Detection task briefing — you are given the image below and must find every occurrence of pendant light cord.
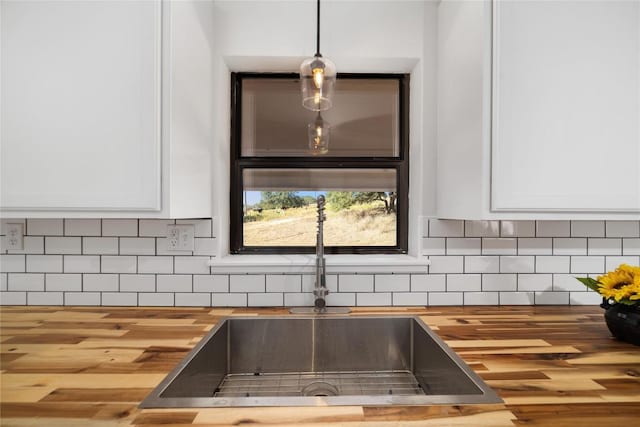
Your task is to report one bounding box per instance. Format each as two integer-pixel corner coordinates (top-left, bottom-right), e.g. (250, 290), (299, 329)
(315, 0), (321, 56)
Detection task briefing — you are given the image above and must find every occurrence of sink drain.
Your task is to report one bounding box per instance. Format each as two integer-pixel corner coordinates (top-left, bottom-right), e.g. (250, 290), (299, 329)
(301, 381), (339, 397)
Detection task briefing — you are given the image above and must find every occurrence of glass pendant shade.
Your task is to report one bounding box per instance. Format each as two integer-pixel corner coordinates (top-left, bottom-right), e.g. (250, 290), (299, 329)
(308, 113), (330, 155)
(300, 55), (336, 111)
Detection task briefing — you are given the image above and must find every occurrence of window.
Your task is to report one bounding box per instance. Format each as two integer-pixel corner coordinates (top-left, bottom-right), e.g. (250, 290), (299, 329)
(230, 73), (409, 254)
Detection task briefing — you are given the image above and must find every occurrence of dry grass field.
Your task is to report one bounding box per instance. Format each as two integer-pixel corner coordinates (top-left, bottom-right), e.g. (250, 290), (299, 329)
(243, 202), (396, 246)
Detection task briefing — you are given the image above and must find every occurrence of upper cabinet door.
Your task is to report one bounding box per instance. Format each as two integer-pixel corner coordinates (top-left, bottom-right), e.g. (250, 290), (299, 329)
(1, 1), (161, 211)
(491, 0), (640, 213)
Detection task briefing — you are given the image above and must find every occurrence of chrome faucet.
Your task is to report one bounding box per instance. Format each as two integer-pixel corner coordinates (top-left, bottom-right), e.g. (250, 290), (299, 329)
(313, 195), (329, 311)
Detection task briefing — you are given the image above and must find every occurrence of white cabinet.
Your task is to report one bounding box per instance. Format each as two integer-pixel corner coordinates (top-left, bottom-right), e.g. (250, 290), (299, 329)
(437, 0), (640, 219)
(0, 0), (212, 218)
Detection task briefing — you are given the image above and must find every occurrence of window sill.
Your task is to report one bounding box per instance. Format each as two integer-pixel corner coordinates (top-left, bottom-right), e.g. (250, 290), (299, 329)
(208, 254), (430, 274)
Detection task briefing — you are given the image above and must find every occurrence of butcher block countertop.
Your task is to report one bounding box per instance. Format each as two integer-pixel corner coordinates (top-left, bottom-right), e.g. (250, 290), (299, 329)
(1, 305), (639, 426)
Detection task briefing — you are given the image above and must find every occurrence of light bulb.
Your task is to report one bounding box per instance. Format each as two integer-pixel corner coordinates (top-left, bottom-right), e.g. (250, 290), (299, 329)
(312, 67), (324, 89)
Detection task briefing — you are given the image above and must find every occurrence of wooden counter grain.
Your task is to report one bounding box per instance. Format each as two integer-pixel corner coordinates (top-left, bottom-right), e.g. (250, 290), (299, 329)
(1, 306), (639, 426)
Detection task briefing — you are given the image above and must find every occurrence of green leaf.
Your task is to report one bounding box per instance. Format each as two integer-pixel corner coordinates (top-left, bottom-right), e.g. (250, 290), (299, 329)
(575, 277), (601, 293)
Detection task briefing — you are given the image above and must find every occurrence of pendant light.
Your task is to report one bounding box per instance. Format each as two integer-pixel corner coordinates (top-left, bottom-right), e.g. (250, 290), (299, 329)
(300, 0), (336, 111)
(308, 112), (330, 155)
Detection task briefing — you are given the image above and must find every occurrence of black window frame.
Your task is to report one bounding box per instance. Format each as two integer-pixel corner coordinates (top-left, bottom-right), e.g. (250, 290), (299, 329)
(230, 72), (410, 255)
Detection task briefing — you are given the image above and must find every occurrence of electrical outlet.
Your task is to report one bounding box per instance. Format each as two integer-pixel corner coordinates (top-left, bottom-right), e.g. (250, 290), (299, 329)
(166, 225), (195, 251)
(6, 223), (24, 250)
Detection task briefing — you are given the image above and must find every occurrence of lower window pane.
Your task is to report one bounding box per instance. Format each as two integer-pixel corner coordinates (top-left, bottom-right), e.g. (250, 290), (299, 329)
(242, 169), (397, 247)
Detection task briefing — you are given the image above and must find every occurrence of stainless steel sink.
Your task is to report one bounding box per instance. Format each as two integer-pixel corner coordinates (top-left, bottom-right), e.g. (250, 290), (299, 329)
(140, 316), (501, 407)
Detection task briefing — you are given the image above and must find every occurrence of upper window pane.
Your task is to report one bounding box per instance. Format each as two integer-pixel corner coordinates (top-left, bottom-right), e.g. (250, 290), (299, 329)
(240, 77), (400, 157)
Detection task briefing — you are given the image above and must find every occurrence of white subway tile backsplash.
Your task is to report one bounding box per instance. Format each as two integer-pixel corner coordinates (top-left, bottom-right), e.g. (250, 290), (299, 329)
(500, 291), (534, 305)
(500, 256), (535, 273)
(571, 256), (605, 274)
(101, 256), (136, 274)
(534, 291), (569, 305)
(518, 238), (552, 255)
(464, 256), (500, 273)
(421, 238), (445, 255)
(465, 221), (500, 237)
(64, 256), (100, 273)
(623, 239), (640, 255)
(571, 221), (604, 237)
(588, 238), (622, 255)
(447, 238), (481, 255)
(482, 238), (517, 255)
(139, 293), (174, 307)
(357, 292), (391, 306)
(1, 255), (26, 272)
(537, 221), (570, 237)
(194, 238), (217, 256)
(429, 256), (464, 273)
(326, 292), (355, 306)
(65, 292), (100, 306)
(45, 237), (81, 254)
(83, 274), (118, 292)
(447, 274), (481, 292)
(26, 255), (63, 273)
(429, 292), (463, 306)
(4, 236), (44, 254)
(120, 238), (155, 255)
(9, 274), (44, 291)
(553, 274), (587, 292)
(83, 237), (118, 255)
(176, 293), (211, 307)
(102, 292), (137, 306)
(605, 256), (640, 272)
(177, 219), (213, 238)
(410, 274), (445, 292)
(428, 219), (464, 237)
(248, 293), (283, 307)
(194, 275), (229, 293)
(339, 275), (374, 292)
(1, 215), (636, 308)
(553, 238), (587, 255)
(518, 274), (552, 291)
(501, 221), (535, 237)
(0, 291), (27, 305)
(302, 275), (338, 292)
(65, 219), (101, 236)
(46, 274), (81, 292)
(392, 292), (428, 306)
(535, 256), (570, 273)
(569, 291), (602, 305)
(157, 275), (192, 292)
(606, 221), (640, 238)
(174, 257), (210, 274)
(28, 291), (63, 305)
(102, 219), (138, 237)
(212, 293), (247, 307)
(138, 256), (173, 274)
(464, 292), (499, 305)
(375, 274), (410, 292)
(482, 274), (517, 291)
(230, 275), (264, 293)
(139, 220), (174, 237)
(285, 292), (315, 307)
(27, 219), (63, 236)
(120, 275), (155, 292)
(266, 275), (301, 293)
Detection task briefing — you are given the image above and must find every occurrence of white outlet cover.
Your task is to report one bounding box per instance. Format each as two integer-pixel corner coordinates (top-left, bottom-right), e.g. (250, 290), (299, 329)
(6, 223), (24, 250)
(166, 225), (195, 251)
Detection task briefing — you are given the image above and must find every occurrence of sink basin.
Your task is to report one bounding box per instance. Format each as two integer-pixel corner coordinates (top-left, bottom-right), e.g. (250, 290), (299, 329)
(140, 316), (501, 407)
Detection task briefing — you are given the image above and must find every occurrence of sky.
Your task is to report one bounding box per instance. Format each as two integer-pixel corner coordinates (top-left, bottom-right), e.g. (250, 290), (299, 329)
(243, 191), (326, 206)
